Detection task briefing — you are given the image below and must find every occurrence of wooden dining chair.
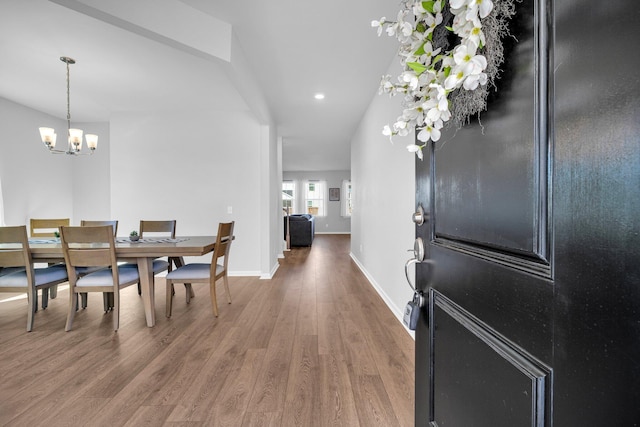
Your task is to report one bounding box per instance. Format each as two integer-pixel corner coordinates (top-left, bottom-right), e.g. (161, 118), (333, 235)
(30, 218), (70, 238)
(60, 225), (140, 331)
(0, 226), (68, 331)
(79, 220), (119, 311)
(139, 220), (176, 282)
(29, 217), (70, 308)
(139, 220), (193, 300)
(165, 221), (234, 318)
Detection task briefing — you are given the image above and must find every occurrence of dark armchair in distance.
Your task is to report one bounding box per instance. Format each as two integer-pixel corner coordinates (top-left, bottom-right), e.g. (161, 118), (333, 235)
(284, 214), (315, 247)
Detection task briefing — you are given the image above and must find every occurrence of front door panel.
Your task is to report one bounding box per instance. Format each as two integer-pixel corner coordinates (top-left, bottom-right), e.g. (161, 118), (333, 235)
(415, 0), (640, 424)
(432, 0), (550, 276)
(414, 0), (553, 425)
(430, 291), (550, 427)
(414, 0), (640, 424)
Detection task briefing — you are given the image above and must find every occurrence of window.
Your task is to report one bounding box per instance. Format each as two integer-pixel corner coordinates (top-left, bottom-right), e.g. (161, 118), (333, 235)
(282, 181), (295, 214)
(304, 181), (326, 216)
(341, 180), (352, 217)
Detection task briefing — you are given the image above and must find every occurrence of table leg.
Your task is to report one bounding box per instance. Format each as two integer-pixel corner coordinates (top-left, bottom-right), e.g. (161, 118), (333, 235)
(137, 257), (156, 327)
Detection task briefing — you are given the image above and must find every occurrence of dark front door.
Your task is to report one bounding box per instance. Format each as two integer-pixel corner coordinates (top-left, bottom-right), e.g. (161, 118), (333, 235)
(414, 0), (640, 425)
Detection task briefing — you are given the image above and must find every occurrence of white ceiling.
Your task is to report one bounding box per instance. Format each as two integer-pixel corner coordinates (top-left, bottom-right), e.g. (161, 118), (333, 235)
(0, 0), (399, 171)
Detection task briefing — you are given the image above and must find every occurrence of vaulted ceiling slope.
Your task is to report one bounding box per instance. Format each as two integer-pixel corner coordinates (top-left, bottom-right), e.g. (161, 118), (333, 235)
(0, 0), (398, 171)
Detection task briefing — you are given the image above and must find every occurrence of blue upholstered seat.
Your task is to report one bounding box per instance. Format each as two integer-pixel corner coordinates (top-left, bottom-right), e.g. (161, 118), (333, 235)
(76, 265), (140, 287)
(0, 264), (67, 287)
(152, 259), (170, 274)
(165, 263), (224, 280)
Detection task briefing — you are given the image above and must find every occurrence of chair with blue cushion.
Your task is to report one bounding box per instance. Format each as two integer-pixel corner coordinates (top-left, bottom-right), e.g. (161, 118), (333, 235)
(139, 220), (193, 300)
(139, 220), (177, 272)
(60, 225), (140, 331)
(79, 220), (119, 311)
(165, 221), (234, 318)
(0, 226), (68, 332)
(30, 217), (70, 307)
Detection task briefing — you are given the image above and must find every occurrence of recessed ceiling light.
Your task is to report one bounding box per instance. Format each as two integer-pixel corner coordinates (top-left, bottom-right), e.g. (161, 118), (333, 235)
(314, 93), (325, 100)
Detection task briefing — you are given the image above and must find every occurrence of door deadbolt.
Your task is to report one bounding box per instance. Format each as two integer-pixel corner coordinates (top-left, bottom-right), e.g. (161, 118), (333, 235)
(412, 204), (426, 226)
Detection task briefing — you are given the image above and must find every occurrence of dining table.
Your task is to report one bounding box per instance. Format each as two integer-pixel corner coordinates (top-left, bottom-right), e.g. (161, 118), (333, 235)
(27, 236), (218, 327)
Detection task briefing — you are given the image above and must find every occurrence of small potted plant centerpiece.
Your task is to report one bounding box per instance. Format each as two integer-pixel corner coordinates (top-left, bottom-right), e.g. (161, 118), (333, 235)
(129, 230), (140, 242)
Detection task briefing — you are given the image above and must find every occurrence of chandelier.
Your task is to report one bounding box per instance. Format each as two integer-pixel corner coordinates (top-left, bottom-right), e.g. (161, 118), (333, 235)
(38, 57), (97, 155)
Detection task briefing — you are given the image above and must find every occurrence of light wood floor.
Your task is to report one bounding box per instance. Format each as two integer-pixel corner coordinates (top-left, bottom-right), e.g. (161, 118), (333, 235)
(0, 235), (415, 426)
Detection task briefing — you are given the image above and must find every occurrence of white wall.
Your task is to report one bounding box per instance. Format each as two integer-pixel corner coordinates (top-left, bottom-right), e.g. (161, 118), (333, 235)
(282, 170), (351, 234)
(72, 121), (111, 222)
(0, 97), (86, 226)
(350, 59), (416, 330)
(109, 109), (263, 275)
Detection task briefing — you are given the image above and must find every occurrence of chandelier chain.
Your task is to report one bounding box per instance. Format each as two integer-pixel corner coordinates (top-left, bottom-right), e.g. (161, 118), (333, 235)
(66, 59), (71, 130)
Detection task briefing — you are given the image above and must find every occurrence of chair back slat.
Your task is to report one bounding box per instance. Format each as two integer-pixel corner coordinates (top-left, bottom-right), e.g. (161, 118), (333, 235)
(66, 248), (112, 268)
(81, 220), (118, 236)
(139, 220), (177, 237)
(0, 250), (27, 268)
(30, 218), (69, 237)
(0, 226), (32, 268)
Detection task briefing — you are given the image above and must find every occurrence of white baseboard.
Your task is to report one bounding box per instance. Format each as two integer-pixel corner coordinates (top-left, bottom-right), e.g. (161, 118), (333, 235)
(315, 231), (351, 235)
(228, 271), (261, 277)
(260, 261), (280, 280)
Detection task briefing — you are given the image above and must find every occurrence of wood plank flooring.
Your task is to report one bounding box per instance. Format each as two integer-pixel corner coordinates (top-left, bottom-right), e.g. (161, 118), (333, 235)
(0, 234), (415, 426)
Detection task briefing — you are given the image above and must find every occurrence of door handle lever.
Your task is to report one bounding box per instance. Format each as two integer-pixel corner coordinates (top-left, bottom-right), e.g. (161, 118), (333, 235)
(405, 256), (428, 308)
(404, 237), (426, 293)
(405, 257), (420, 292)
